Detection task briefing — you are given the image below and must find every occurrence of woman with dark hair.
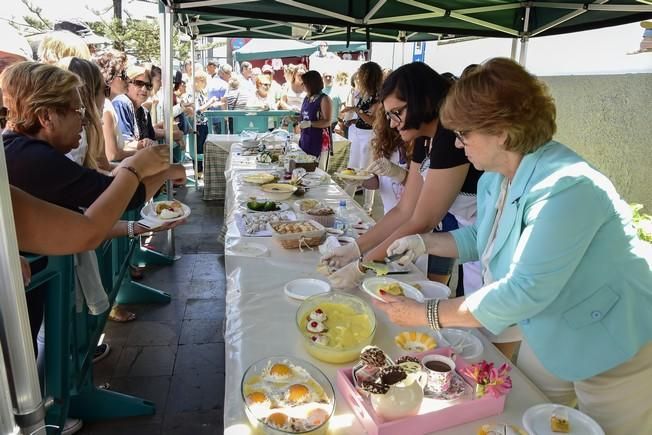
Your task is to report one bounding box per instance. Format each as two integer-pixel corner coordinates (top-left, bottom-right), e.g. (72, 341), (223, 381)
(342, 61), (383, 171)
(297, 70), (332, 158)
(360, 108), (410, 215)
(321, 62), (523, 354)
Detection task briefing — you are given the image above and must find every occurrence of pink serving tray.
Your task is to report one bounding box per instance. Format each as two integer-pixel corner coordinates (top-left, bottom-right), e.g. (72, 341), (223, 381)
(336, 347), (507, 435)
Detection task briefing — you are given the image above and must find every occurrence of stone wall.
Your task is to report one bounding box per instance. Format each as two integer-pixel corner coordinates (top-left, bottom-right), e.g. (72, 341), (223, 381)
(542, 74), (652, 208)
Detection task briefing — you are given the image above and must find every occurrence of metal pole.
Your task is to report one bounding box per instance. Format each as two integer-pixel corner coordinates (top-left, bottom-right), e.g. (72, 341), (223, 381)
(190, 38), (198, 185)
(510, 38), (518, 60)
(0, 344), (19, 435)
(159, 4), (177, 258)
(0, 139), (45, 434)
(519, 6), (531, 66)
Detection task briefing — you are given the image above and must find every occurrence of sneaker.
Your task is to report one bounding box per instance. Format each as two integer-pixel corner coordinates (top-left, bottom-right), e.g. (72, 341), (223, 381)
(92, 343), (111, 364)
(62, 418), (83, 435)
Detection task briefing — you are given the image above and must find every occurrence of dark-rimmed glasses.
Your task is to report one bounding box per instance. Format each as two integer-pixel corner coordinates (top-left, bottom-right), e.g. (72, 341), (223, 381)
(129, 79), (153, 91)
(384, 105), (407, 124)
(104, 84), (112, 98)
(454, 130), (469, 146)
(0, 107), (7, 129)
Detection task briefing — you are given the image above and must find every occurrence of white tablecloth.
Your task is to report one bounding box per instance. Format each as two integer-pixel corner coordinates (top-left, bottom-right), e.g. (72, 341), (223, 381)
(221, 147), (548, 434)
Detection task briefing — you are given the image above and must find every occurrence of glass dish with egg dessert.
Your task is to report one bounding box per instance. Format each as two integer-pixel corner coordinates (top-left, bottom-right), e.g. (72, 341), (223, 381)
(241, 357), (335, 434)
(296, 292), (376, 363)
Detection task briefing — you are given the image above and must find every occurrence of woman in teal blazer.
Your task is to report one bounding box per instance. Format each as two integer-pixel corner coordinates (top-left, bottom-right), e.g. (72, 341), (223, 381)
(375, 58), (652, 434)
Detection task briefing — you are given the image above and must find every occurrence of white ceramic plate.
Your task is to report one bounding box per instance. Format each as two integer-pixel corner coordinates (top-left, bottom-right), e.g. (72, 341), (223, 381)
(409, 280), (451, 299)
(284, 279), (331, 300)
(227, 242), (269, 257)
(242, 173), (276, 185)
(361, 277), (424, 303)
(438, 328), (483, 360)
(522, 404), (605, 435)
(241, 200), (290, 213)
(140, 201), (191, 223)
(335, 171), (374, 181)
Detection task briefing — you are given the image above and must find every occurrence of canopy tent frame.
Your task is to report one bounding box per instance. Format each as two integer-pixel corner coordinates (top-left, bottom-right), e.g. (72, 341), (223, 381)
(170, 0), (652, 43)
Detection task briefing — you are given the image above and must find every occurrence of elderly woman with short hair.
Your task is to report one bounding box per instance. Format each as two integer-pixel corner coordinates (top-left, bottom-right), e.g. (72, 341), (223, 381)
(375, 58), (652, 434)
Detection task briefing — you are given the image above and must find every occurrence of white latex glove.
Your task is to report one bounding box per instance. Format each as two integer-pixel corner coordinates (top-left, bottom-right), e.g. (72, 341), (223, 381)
(328, 260), (366, 289)
(320, 241), (360, 269)
(299, 120), (312, 129)
(366, 158), (407, 183)
(386, 234), (427, 265)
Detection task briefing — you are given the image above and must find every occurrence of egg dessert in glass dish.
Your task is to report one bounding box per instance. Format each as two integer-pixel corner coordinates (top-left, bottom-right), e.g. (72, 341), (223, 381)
(296, 292), (376, 363)
(241, 357), (335, 434)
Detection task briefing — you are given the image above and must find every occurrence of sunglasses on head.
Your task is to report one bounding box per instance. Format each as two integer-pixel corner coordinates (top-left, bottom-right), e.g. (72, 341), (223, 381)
(113, 70), (128, 81)
(129, 79), (154, 91)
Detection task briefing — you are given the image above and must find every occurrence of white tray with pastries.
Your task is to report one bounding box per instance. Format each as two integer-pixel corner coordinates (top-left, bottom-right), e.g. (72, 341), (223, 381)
(267, 220), (326, 249)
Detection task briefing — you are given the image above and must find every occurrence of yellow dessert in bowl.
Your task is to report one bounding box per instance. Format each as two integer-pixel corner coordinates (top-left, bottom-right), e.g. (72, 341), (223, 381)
(296, 292), (376, 364)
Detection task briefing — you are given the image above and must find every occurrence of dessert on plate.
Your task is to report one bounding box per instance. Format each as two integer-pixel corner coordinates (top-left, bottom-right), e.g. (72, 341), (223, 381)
(155, 200), (184, 220)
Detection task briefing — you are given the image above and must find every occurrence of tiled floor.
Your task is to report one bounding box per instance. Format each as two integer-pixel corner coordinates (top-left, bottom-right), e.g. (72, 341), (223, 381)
(79, 186), (226, 435)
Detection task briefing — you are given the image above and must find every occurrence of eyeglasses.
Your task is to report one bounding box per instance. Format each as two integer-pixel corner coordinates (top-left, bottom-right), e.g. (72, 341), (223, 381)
(0, 107), (7, 129)
(70, 105), (86, 119)
(454, 130), (469, 146)
(129, 79), (154, 91)
(384, 105), (407, 124)
(104, 84), (112, 98)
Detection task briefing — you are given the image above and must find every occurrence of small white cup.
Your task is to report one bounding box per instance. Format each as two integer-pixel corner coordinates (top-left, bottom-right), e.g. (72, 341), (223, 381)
(421, 354), (456, 395)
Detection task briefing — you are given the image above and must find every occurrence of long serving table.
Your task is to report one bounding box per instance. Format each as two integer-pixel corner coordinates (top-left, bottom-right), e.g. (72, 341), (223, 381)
(221, 143), (549, 434)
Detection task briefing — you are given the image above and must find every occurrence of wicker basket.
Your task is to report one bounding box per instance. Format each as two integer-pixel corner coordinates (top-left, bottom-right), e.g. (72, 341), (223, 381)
(289, 159), (318, 173)
(268, 220), (326, 250)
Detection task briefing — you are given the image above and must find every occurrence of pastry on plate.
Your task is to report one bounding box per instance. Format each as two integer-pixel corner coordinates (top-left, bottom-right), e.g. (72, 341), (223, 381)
(551, 406), (570, 433)
(155, 200), (184, 219)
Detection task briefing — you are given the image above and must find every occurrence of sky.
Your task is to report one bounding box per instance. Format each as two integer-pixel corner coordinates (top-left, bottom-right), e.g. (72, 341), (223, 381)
(3, 0), (651, 75)
(3, 0), (159, 27)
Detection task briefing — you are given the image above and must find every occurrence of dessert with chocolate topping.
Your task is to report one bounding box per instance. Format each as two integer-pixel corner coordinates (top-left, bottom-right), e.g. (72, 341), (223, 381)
(359, 381), (390, 395)
(379, 365), (408, 386)
(395, 355), (420, 365)
(360, 346), (390, 368)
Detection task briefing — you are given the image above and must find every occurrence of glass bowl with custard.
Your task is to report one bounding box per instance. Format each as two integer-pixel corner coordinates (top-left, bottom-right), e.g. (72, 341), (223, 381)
(296, 292), (376, 364)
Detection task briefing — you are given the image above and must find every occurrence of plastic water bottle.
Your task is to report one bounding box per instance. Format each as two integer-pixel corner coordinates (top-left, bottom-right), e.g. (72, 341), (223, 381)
(334, 200), (348, 231)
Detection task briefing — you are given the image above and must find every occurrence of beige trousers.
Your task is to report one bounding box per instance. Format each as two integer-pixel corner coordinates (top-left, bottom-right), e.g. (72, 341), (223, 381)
(517, 340), (652, 434)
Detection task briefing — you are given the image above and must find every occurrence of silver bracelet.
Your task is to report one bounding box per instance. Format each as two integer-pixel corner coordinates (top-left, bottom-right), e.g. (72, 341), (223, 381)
(127, 221), (136, 239)
(426, 299), (441, 331)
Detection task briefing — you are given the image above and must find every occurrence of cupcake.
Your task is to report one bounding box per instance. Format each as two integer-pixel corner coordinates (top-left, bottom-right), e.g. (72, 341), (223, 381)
(306, 207), (335, 227)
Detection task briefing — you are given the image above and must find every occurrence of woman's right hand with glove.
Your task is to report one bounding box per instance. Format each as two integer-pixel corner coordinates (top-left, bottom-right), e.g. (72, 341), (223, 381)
(319, 241), (361, 269)
(386, 234), (427, 265)
(366, 158), (407, 183)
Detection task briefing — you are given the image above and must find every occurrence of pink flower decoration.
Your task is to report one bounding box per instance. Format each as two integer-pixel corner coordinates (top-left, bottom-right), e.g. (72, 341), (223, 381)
(462, 360), (512, 398)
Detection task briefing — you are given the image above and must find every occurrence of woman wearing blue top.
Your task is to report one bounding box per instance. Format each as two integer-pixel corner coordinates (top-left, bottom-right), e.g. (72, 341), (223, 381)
(376, 58), (652, 433)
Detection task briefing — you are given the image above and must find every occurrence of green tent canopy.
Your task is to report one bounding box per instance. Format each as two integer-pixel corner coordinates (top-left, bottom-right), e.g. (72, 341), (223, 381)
(171, 0), (652, 41)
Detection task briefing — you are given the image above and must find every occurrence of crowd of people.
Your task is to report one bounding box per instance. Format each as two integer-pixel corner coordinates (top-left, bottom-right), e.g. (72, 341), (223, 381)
(1, 22), (651, 435)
